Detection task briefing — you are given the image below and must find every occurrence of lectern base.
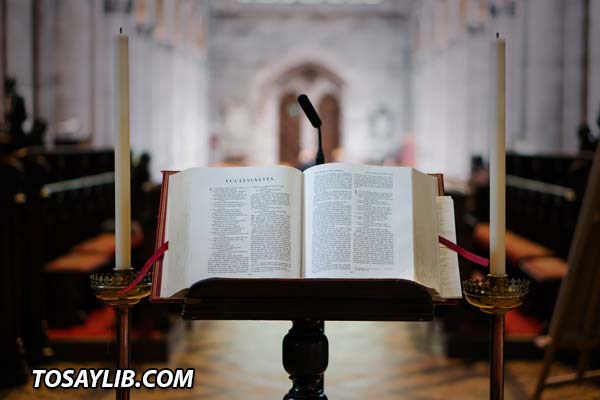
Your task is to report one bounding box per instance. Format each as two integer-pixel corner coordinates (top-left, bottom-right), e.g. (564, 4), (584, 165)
(183, 278), (436, 398)
(282, 320), (328, 400)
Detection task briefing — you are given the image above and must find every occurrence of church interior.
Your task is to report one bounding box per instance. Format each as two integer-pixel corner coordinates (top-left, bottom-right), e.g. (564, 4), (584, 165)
(1, 0), (600, 399)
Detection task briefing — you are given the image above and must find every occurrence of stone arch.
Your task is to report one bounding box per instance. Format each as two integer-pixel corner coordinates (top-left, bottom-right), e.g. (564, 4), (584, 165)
(249, 54), (348, 165)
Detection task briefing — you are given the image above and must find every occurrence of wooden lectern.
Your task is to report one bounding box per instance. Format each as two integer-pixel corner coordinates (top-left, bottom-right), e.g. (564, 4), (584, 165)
(170, 174), (452, 400)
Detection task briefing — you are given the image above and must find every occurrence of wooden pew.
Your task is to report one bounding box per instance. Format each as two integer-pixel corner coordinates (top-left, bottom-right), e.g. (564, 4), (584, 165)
(0, 156), (29, 387)
(1, 147), (176, 370)
(17, 152), (54, 365)
(38, 149), (148, 330)
(474, 153), (592, 271)
(440, 153), (592, 360)
(42, 171), (116, 327)
(40, 150), (174, 363)
(34, 147), (114, 183)
(470, 153), (593, 334)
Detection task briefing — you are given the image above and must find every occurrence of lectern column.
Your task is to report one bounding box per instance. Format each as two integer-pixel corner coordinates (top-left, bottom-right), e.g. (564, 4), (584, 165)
(282, 319), (328, 400)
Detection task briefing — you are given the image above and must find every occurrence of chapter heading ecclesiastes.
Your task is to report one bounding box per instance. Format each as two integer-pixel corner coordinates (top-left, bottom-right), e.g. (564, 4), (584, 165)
(225, 177), (275, 184)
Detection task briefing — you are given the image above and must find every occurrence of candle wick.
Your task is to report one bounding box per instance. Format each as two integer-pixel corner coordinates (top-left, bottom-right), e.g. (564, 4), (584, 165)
(120, 27), (123, 35)
(496, 32), (499, 39)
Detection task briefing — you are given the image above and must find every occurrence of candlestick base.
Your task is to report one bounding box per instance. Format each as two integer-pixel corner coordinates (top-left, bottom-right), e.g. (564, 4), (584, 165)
(463, 274), (529, 315)
(90, 268), (151, 400)
(463, 274), (529, 400)
(90, 268), (151, 307)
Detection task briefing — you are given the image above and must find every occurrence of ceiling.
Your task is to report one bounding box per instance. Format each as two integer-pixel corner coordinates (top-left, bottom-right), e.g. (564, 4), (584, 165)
(212, 0), (415, 17)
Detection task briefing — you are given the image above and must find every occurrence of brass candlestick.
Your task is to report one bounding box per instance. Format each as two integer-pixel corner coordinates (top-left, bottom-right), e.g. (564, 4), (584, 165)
(90, 268), (151, 400)
(463, 274), (529, 400)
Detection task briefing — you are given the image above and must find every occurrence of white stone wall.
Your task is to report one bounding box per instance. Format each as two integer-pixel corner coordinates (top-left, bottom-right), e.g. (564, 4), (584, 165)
(54, 0), (94, 141)
(209, 5), (410, 164)
(91, 0), (211, 180)
(4, 0), (600, 181)
(410, 0), (600, 180)
(3, 0), (211, 181)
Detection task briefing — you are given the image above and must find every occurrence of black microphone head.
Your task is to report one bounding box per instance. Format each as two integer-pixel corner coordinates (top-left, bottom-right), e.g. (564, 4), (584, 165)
(297, 94), (322, 128)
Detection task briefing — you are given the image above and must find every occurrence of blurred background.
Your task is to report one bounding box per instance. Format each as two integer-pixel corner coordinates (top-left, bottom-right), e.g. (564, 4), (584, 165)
(1, 0), (600, 399)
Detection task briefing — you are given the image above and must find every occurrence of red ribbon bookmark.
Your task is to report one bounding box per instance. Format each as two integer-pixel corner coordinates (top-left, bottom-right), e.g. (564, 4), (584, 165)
(118, 241), (169, 295)
(438, 235), (489, 267)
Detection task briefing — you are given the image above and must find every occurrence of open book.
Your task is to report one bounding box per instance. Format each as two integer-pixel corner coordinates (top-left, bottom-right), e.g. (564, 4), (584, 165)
(151, 163), (461, 302)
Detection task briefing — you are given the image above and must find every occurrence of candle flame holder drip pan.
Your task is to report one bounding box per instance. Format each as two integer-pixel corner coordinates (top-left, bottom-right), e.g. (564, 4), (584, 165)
(463, 275), (530, 315)
(90, 269), (152, 307)
(463, 274), (530, 400)
(90, 268), (151, 400)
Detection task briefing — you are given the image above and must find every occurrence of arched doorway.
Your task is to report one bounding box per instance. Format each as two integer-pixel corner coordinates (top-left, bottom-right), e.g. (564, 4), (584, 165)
(318, 94), (341, 162)
(278, 92), (301, 166)
(264, 62), (344, 166)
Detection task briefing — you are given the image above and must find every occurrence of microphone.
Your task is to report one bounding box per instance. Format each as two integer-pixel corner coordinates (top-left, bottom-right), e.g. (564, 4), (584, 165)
(297, 94), (325, 165)
(297, 94), (321, 128)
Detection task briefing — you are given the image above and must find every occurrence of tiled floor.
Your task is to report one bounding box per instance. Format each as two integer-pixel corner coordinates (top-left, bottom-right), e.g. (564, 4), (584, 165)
(2, 320), (599, 399)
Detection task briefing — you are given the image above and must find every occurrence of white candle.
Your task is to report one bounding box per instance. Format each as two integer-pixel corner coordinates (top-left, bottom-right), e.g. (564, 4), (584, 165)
(115, 30), (131, 270)
(490, 34), (506, 276)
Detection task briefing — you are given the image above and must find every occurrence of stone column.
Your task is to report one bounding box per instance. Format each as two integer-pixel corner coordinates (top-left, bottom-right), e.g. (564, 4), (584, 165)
(559, 0), (585, 152)
(589, 0), (600, 128)
(52, 0), (93, 143)
(523, 0), (564, 152)
(6, 0), (34, 129)
(33, 0), (57, 146)
(0, 0), (5, 127)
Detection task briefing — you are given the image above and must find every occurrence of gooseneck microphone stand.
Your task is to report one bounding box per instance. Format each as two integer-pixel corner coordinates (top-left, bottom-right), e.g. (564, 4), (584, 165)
(297, 94), (325, 166)
(316, 126), (324, 166)
(283, 94), (329, 400)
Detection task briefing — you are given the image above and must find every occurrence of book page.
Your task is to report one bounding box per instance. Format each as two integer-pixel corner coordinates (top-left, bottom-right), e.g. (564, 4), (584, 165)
(161, 166), (303, 298)
(411, 170), (441, 293)
(436, 196), (462, 298)
(303, 163), (414, 279)
(161, 172), (192, 298)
